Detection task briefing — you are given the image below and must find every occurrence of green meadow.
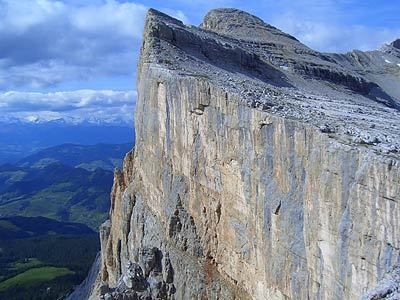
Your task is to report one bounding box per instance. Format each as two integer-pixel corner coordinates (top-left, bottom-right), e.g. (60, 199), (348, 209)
(0, 266), (74, 291)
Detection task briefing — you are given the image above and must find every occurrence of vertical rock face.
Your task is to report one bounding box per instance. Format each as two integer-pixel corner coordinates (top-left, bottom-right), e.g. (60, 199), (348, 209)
(94, 8), (400, 300)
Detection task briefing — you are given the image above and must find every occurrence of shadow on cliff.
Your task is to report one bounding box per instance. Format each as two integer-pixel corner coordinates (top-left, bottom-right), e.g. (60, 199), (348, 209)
(177, 31), (293, 88)
(148, 13), (293, 88)
(147, 9), (400, 110)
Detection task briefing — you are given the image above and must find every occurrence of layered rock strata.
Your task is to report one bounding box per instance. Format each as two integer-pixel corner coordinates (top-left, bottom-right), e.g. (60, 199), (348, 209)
(93, 8), (400, 300)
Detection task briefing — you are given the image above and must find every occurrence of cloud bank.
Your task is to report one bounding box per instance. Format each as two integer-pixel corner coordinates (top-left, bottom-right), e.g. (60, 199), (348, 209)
(0, 89), (136, 124)
(0, 0), (186, 89)
(265, 0), (400, 52)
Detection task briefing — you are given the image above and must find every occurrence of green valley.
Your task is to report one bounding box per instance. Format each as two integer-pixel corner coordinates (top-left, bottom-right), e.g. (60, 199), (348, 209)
(0, 163), (113, 229)
(0, 216), (99, 299)
(0, 143), (133, 230)
(0, 143), (132, 298)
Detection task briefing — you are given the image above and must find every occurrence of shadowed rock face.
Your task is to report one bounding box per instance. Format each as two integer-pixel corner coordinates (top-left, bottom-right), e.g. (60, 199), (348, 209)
(392, 39), (400, 49)
(91, 8), (400, 300)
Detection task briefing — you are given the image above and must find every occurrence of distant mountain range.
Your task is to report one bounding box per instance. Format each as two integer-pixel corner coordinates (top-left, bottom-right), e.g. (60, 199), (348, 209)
(0, 121), (134, 164)
(0, 215), (95, 240)
(17, 143), (132, 171)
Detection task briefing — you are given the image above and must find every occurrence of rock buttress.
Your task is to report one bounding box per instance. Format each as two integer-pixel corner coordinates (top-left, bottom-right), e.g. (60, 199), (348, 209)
(93, 8), (400, 300)
(97, 66), (400, 299)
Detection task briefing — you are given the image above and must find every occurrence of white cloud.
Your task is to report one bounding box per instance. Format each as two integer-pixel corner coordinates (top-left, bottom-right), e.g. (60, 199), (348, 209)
(0, 0), (187, 89)
(0, 89), (136, 124)
(0, 0), (66, 32)
(272, 14), (400, 52)
(71, 1), (147, 38)
(264, 1), (400, 52)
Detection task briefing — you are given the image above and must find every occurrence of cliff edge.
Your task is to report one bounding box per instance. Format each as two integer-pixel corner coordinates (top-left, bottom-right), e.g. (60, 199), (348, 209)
(92, 8), (400, 300)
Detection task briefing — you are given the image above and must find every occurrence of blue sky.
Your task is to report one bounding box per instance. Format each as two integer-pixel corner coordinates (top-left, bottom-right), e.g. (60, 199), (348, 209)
(1, 0), (399, 124)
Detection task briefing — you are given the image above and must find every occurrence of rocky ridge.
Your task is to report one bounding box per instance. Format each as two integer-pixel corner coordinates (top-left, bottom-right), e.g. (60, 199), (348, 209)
(144, 8), (400, 156)
(91, 8), (400, 300)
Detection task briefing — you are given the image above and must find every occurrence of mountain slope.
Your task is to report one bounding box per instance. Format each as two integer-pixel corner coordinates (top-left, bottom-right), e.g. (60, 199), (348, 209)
(17, 143), (132, 171)
(0, 163), (113, 229)
(0, 216), (95, 240)
(0, 122), (134, 164)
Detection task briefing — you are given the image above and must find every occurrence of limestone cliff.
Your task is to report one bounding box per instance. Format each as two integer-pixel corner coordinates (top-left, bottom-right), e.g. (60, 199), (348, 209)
(92, 8), (400, 300)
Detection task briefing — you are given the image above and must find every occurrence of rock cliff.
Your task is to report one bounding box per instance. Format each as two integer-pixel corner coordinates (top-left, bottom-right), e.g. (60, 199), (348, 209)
(92, 8), (400, 300)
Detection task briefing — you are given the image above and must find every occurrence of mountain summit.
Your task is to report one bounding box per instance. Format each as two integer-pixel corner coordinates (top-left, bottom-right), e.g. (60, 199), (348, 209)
(200, 8), (300, 44)
(89, 8), (400, 300)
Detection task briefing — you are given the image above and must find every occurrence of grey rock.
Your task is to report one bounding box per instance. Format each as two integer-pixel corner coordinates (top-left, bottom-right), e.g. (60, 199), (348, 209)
(363, 267), (400, 299)
(122, 263), (147, 291)
(66, 252), (100, 300)
(200, 8), (299, 44)
(138, 247), (159, 277)
(89, 7), (400, 300)
(162, 253), (174, 284)
(104, 293), (114, 300)
(319, 124), (335, 133)
(391, 39), (400, 50)
(100, 282), (110, 295)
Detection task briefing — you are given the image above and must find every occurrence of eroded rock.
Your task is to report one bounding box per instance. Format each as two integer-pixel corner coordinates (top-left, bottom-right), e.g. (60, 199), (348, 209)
(90, 7), (400, 300)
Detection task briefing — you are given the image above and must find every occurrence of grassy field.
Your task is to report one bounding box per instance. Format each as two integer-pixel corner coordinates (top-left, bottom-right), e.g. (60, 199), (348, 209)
(0, 216), (100, 299)
(0, 266), (74, 291)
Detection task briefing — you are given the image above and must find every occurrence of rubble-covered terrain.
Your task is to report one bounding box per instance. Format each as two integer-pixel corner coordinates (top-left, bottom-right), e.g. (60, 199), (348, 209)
(146, 8), (400, 158)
